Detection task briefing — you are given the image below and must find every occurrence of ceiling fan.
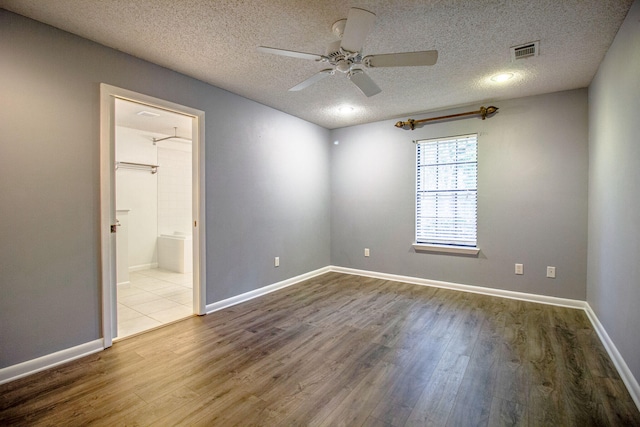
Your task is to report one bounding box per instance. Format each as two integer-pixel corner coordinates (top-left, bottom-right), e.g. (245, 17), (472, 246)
(257, 7), (438, 97)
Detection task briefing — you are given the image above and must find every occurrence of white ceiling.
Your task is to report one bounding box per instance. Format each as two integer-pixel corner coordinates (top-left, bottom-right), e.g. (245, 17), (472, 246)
(1, 0), (634, 129)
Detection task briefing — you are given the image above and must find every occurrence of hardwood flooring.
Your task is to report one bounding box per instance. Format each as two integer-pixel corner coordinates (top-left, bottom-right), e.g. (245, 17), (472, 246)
(1, 272), (639, 426)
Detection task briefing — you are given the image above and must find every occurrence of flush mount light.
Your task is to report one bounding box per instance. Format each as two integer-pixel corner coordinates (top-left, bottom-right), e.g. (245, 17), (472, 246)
(490, 72), (514, 83)
(338, 105), (355, 114)
(136, 110), (161, 117)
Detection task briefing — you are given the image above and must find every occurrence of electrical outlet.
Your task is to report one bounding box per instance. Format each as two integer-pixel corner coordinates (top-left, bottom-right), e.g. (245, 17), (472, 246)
(364, 248), (370, 257)
(515, 263), (523, 275)
(275, 257), (279, 267)
(547, 266), (556, 278)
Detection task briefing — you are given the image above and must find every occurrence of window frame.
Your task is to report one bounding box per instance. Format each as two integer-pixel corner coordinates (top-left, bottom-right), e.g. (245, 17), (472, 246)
(413, 133), (480, 255)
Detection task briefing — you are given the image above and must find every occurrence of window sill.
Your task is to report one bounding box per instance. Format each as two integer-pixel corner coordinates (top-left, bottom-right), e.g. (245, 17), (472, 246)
(413, 243), (480, 256)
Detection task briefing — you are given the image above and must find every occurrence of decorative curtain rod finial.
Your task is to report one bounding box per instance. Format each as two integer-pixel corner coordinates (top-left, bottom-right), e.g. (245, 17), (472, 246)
(395, 118), (415, 130)
(480, 105), (498, 119)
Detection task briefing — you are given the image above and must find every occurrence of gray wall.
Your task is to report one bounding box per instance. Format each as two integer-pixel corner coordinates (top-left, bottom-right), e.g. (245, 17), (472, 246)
(330, 89), (589, 300)
(0, 11), (331, 368)
(588, 0), (640, 381)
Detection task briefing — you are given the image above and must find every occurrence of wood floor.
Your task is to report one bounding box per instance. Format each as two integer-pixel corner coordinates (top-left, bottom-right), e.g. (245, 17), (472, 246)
(1, 272), (639, 426)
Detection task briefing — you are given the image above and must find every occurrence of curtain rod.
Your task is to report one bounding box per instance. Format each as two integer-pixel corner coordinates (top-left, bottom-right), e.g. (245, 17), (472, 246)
(152, 127), (192, 144)
(395, 106), (498, 130)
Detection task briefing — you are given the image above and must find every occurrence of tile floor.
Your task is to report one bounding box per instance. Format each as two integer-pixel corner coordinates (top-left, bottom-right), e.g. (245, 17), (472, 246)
(116, 268), (193, 339)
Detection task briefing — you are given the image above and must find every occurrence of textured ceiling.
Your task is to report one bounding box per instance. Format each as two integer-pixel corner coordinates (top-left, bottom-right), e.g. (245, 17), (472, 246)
(0, 0), (633, 129)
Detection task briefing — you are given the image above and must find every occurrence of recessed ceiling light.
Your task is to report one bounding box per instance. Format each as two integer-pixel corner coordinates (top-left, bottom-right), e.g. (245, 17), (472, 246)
(490, 73), (514, 83)
(338, 105), (355, 114)
(136, 110), (161, 117)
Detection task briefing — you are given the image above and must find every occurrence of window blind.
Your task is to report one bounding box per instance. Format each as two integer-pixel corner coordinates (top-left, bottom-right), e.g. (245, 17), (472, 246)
(416, 134), (477, 247)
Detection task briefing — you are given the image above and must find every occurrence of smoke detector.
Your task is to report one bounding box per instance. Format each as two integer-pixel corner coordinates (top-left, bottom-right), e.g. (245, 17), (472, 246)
(510, 41), (539, 61)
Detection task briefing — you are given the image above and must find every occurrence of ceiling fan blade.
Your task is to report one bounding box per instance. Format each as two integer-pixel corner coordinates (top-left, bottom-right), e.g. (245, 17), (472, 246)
(364, 50), (438, 68)
(257, 46), (324, 61)
(341, 8), (376, 53)
(289, 69), (334, 91)
(348, 69), (381, 97)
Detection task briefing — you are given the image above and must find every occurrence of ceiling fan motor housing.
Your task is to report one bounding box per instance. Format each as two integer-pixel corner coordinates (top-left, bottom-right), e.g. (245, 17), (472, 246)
(325, 40), (363, 73)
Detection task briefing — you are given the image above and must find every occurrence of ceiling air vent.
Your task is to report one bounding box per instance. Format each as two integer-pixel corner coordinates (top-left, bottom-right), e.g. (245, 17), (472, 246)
(136, 110), (160, 118)
(510, 41), (539, 61)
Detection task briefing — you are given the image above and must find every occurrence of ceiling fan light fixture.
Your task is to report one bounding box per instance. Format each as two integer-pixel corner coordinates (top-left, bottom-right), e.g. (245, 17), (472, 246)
(336, 59), (351, 73)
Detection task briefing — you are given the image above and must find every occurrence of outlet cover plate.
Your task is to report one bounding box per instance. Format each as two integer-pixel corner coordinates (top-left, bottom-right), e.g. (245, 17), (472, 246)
(515, 263), (523, 275)
(547, 266), (556, 278)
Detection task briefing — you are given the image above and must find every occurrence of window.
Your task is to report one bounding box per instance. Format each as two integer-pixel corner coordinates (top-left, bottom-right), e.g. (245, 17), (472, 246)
(415, 134), (478, 250)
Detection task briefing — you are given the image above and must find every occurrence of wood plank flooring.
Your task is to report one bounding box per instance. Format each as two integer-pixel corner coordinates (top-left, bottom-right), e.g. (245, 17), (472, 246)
(1, 272), (639, 426)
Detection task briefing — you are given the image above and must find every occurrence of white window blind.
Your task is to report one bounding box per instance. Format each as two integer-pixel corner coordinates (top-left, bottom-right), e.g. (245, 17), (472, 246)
(416, 134), (477, 247)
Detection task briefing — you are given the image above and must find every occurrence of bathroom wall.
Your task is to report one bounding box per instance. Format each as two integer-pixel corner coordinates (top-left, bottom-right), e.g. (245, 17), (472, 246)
(115, 125), (159, 270)
(157, 141), (192, 236)
(116, 119), (193, 270)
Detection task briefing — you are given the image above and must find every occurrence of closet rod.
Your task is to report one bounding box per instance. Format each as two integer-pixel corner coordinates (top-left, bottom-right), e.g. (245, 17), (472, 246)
(115, 161), (159, 174)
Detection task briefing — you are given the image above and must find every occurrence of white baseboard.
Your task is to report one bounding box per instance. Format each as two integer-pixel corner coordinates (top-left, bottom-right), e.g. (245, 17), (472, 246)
(330, 266), (587, 309)
(584, 304), (640, 411)
(129, 263), (158, 272)
(0, 339), (104, 385)
(206, 266), (331, 314)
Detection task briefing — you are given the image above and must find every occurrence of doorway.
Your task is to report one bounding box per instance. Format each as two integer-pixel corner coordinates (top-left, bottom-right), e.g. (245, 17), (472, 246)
(115, 98), (194, 338)
(100, 84), (206, 347)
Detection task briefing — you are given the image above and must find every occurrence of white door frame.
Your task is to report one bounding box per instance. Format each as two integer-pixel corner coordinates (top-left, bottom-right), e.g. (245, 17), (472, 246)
(99, 83), (206, 348)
